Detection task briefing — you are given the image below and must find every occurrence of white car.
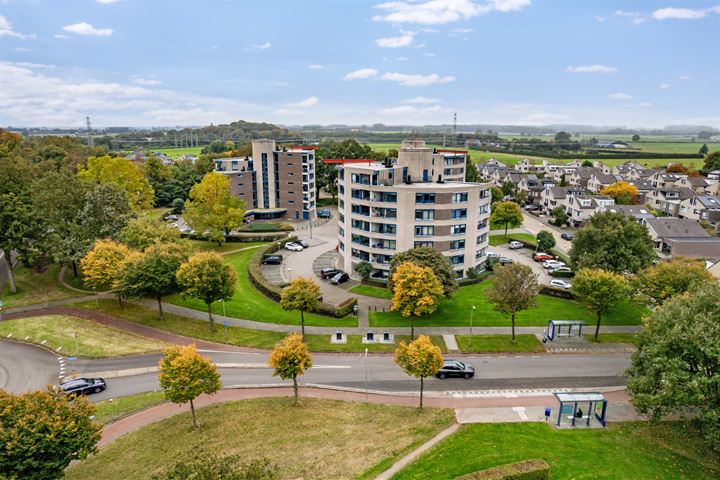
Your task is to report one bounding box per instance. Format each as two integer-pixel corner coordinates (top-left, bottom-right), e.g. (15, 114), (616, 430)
(486, 251), (499, 258)
(542, 260), (565, 269)
(549, 279), (572, 289)
(508, 241), (523, 250)
(284, 242), (303, 252)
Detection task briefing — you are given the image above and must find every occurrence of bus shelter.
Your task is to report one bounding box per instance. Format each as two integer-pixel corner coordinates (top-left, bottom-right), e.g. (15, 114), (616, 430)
(553, 392), (607, 428)
(545, 320), (586, 341)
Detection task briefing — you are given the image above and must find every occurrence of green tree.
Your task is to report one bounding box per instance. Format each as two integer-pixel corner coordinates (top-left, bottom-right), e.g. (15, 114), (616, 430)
(158, 344), (222, 427)
(280, 277), (321, 339)
(144, 156), (170, 205)
(390, 262), (444, 339)
(500, 181), (515, 197)
(116, 242), (189, 319)
(183, 172), (245, 245)
(569, 211), (655, 273)
(0, 193), (34, 269)
(698, 143), (709, 156)
(155, 161), (202, 207)
(554, 131), (572, 143)
(152, 451), (278, 480)
(394, 335), (444, 409)
(465, 156), (480, 182)
(632, 134), (640, 142)
(633, 258), (713, 306)
(581, 160), (594, 167)
(389, 247), (458, 296)
(572, 268), (628, 339)
(701, 150), (720, 175)
(490, 186), (503, 204)
(268, 333), (313, 405)
(316, 140), (373, 200)
(119, 217), (180, 251)
(78, 155), (155, 211)
(0, 387), (101, 480)
(626, 283), (720, 452)
(176, 252), (237, 330)
(551, 206), (569, 227)
(354, 260), (373, 279)
(486, 263), (540, 340)
(536, 230), (556, 252)
(80, 239), (136, 307)
(491, 201), (523, 237)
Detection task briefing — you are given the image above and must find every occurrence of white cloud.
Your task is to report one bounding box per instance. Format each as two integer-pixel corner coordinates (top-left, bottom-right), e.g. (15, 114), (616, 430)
(344, 68), (379, 80)
(8, 61), (56, 69)
(658, 83), (670, 89)
(652, 7), (719, 20)
(275, 108), (305, 116)
(397, 56), (409, 61)
(309, 64), (324, 69)
(423, 52), (436, 57)
(379, 104), (444, 115)
(608, 92), (634, 101)
(63, 22), (113, 36)
(565, 65), (617, 73)
(380, 72), (455, 86)
(254, 42), (272, 49)
(270, 80), (292, 87)
(131, 77), (162, 86)
(293, 96), (319, 107)
(376, 30), (415, 47)
(54, 34), (69, 39)
(0, 15), (36, 40)
(451, 27), (474, 33)
(96, 0), (123, 3)
(676, 75), (691, 80)
(405, 96), (440, 104)
(15, 47), (31, 52)
(372, 0), (531, 25)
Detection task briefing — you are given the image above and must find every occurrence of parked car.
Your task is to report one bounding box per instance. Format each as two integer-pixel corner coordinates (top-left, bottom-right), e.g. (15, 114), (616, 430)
(330, 272), (349, 285)
(296, 239), (310, 248)
(262, 255), (282, 265)
(523, 204), (539, 211)
(371, 270), (389, 279)
(317, 209), (331, 218)
(542, 260), (565, 269)
(533, 252), (554, 262)
(180, 226), (192, 233)
(549, 279), (572, 289)
(436, 360), (475, 379)
(498, 256), (513, 265)
(60, 377), (106, 396)
(320, 267), (341, 279)
(508, 241), (523, 249)
(561, 232), (574, 241)
(284, 242), (303, 252)
(486, 251), (499, 258)
(551, 267), (574, 277)
(164, 214), (178, 221)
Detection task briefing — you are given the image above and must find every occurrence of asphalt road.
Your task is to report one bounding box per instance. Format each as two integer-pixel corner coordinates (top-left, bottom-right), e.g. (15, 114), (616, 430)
(1, 340), (631, 401)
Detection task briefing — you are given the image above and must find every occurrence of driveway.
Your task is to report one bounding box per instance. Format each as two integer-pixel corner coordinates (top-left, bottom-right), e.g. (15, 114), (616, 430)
(521, 213), (573, 254)
(489, 243), (552, 284)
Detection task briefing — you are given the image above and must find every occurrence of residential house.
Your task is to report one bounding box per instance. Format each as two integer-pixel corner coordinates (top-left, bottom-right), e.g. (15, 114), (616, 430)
(707, 170), (720, 181)
(612, 161), (646, 176)
(602, 205), (655, 224)
(517, 176), (556, 205)
(673, 176), (710, 194)
(626, 179), (653, 203)
(645, 217), (720, 260)
(566, 195), (615, 227)
(567, 167), (601, 188)
(587, 173), (624, 193)
(592, 161), (612, 175)
(625, 167), (660, 181)
(177, 154), (198, 163)
(540, 187), (585, 215)
(646, 187), (696, 216)
(648, 172), (687, 189)
(514, 159), (545, 174)
(679, 195), (720, 225)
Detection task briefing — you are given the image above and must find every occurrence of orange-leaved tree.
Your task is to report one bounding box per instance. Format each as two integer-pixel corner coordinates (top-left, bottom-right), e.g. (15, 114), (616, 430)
(390, 262), (444, 339)
(268, 333), (312, 405)
(395, 335), (444, 409)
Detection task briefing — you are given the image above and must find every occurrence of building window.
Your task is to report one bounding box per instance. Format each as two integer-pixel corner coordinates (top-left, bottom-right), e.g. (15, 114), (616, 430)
(414, 225), (434, 236)
(451, 208), (467, 219)
(375, 223), (397, 235)
(339, 227), (344, 236)
(450, 255), (465, 265)
(351, 219), (370, 231)
(450, 224), (466, 235)
(414, 241), (434, 248)
(414, 209), (435, 221)
(415, 193), (436, 204)
(339, 199), (344, 209)
(449, 240), (465, 250)
(452, 192), (468, 203)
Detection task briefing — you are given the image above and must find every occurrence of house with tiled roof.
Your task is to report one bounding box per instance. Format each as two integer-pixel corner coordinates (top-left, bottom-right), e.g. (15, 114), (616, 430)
(645, 217), (720, 259)
(587, 173), (625, 193)
(540, 186), (585, 215)
(679, 195), (720, 226)
(566, 195), (615, 227)
(567, 167), (601, 188)
(646, 187), (696, 216)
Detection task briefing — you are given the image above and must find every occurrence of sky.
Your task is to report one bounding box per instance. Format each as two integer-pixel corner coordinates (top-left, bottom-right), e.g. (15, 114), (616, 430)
(1, 0), (719, 129)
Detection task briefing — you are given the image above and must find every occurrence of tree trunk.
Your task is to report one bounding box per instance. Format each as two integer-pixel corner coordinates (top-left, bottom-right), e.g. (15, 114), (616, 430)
(511, 312), (516, 341)
(117, 293), (124, 309)
(411, 317), (415, 340)
(504, 222), (508, 237)
(594, 311), (602, 340)
(419, 377), (424, 409)
(4, 255), (16, 293)
(157, 295), (164, 320)
(190, 398), (197, 427)
(207, 302), (215, 331)
(72, 261), (78, 278)
(293, 374), (299, 406)
(300, 310), (305, 341)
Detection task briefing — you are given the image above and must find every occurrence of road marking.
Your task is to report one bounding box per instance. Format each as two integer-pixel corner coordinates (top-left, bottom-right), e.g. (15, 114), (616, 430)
(56, 347), (62, 352)
(40, 340), (46, 345)
(313, 365), (352, 369)
(5, 334), (11, 338)
(512, 406), (529, 420)
(24, 336), (30, 340)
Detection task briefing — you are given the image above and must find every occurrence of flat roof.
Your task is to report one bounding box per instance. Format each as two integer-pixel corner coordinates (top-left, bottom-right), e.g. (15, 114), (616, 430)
(555, 392), (606, 403)
(549, 320), (587, 326)
(247, 208), (287, 214)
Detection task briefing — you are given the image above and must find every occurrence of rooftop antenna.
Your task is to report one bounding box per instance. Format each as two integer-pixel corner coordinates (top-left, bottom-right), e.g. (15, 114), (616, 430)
(453, 112), (457, 147)
(412, 127), (417, 147)
(85, 116), (94, 147)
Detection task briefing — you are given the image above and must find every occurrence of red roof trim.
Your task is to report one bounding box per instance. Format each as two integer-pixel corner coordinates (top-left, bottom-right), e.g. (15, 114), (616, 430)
(437, 149), (468, 154)
(321, 159), (377, 164)
(288, 145), (320, 150)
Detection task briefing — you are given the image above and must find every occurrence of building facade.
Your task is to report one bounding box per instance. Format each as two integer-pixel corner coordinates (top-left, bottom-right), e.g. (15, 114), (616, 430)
(214, 139), (316, 220)
(337, 140), (492, 280)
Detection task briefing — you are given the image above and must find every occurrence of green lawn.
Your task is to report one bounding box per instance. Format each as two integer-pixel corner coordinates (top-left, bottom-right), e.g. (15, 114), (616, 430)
(0, 314), (167, 357)
(238, 222), (293, 232)
(584, 333), (639, 345)
(185, 239), (267, 254)
(66, 398), (455, 480)
(350, 284), (392, 299)
(369, 281), (645, 328)
(168, 249), (357, 327)
(141, 207), (171, 222)
(1, 264), (84, 308)
(93, 391), (166, 425)
(455, 334), (544, 353)
(488, 233), (536, 246)
(393, 422), (719, 480)
(152, 146), (203, 159)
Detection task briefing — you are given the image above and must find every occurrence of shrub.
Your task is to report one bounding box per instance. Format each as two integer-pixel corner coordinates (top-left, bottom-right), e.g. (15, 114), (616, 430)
(456, 459), (549, 480)
(335, 297), (358, 317)
(540, 285), (575, 299)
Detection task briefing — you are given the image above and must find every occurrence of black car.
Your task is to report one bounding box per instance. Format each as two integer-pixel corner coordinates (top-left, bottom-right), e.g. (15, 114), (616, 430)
(320, 267), (341, 279)
(262, 255), (282, 265)
(317, 209), (331, 218)
(436, 360), (475, 379)
(297, 239), (310, 248)
(561, 232), (574, 241)
(330, 272), (349, 285)
(60, 377), (106, 396)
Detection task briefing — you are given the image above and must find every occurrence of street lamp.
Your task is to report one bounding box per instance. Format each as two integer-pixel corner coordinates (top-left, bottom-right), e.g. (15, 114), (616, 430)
(287, 267), (293, 281)
(470, 305), (476, 335)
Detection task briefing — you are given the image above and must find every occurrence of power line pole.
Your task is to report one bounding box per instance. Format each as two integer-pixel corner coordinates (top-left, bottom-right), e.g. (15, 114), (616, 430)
(453, 112), (457, 147)
(85, 116), (94, 147)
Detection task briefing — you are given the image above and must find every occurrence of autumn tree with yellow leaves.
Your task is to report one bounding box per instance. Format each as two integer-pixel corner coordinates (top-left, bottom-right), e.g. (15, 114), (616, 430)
(176, 252), (237, 330)
(268, 333), (313, 405)
(390, 262), (444, 339)
(78, 155), (155, 211)
(395, 335), (444, 409)
(80, 239), (137, 307)
(601, 181), (639, 205)
(280, 277), (321, 340)
(183, 172), (245, 246)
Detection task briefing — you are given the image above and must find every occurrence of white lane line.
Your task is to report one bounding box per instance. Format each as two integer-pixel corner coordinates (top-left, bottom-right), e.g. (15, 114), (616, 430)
(6, 334), (11, 338)
(40, 340), (47, 345)
(512, 406), (529, 421)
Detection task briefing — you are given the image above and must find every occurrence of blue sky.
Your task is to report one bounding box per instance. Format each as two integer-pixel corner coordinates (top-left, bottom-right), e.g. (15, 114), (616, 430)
(1, 0), (718, 128)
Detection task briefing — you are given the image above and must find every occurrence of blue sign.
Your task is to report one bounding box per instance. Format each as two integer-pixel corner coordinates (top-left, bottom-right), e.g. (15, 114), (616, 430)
(67, 357), (78, 361)
(223, 321), (229, 328)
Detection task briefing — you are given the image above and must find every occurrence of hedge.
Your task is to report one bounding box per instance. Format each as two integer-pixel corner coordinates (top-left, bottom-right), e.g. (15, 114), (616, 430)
(540, 285), (575, 299)
(459, 270), (492, 286)
(456, 459), (549, 480)
(363, 278), (389, 287)
(182, 232), (291, 243)
(335, 297), (358, 317)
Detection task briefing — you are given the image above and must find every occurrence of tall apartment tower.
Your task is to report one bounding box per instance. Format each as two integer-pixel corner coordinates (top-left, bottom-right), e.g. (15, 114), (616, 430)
(214, 139), (317, 220)
(337, 140), (492, 280)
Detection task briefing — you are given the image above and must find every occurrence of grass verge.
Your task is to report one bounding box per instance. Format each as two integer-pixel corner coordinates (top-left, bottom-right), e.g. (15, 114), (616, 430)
(185, 239), (267, 254)
(392, 422), (719, 480)
(488, 233), (536, 246)
(0, 314), (167, 357)
(1, 264), (83, 308)
(66, 397), (455, 480)
(93, 391), (166, 425)
(455, 334), (544, 353)
(584, 333), (639, 345)
(350, 284), (392, 299)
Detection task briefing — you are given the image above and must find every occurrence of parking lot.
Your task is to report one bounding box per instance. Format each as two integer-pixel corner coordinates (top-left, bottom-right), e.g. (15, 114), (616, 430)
(487, 241), (555, 285)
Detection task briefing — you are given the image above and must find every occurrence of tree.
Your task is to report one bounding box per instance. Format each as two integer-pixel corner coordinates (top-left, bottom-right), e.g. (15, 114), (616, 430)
(354, 260), (373, 279)
(389, 247), (458, 296)
(390, 262), (444, 339)
(536, 230), (556, 252)
(569, 211), (655, 274)
(500, 181), (515, 197)
(581, 160), (594, 167)
(701, 150), (720, 175)
(572, 268), (628, 339)
(314, 159), (339, 200)
(394, 335), (444, 409)
(78, 155), (155, 211)
(551, 206), (568, 227)
(698, 143), (709, 155)
(491, 201), (523, 237)
(158, 344), (222, 427)
(486, 263), (540, 340)
(153, 451), (279, 480)
(119, 217), (180, 251)
(80, 239), (137, 306)
(626, 283), (720, 452)
(176, 252), (237, 331)
(632, 134), (640, 142)
(280, 277), (321, 339)
(633, 258), (713, 306)
(465, 156), (480, 182)
(601, 181), (638, 205)
(316, 140), (373, 201)
(183, 172), (245, 245)
(268, 333), (313, 405)
(144, 156), (170, 206)
(490, 186), (503, 204)
(116, 242), (189, 319)
(554, 131), (572, 143)
(0, 387), (101, 480)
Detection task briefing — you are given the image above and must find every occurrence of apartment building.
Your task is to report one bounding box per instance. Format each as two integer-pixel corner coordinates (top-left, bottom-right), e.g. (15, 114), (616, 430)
(214, 139), (316, 220)
(337, 140), (492, 280)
